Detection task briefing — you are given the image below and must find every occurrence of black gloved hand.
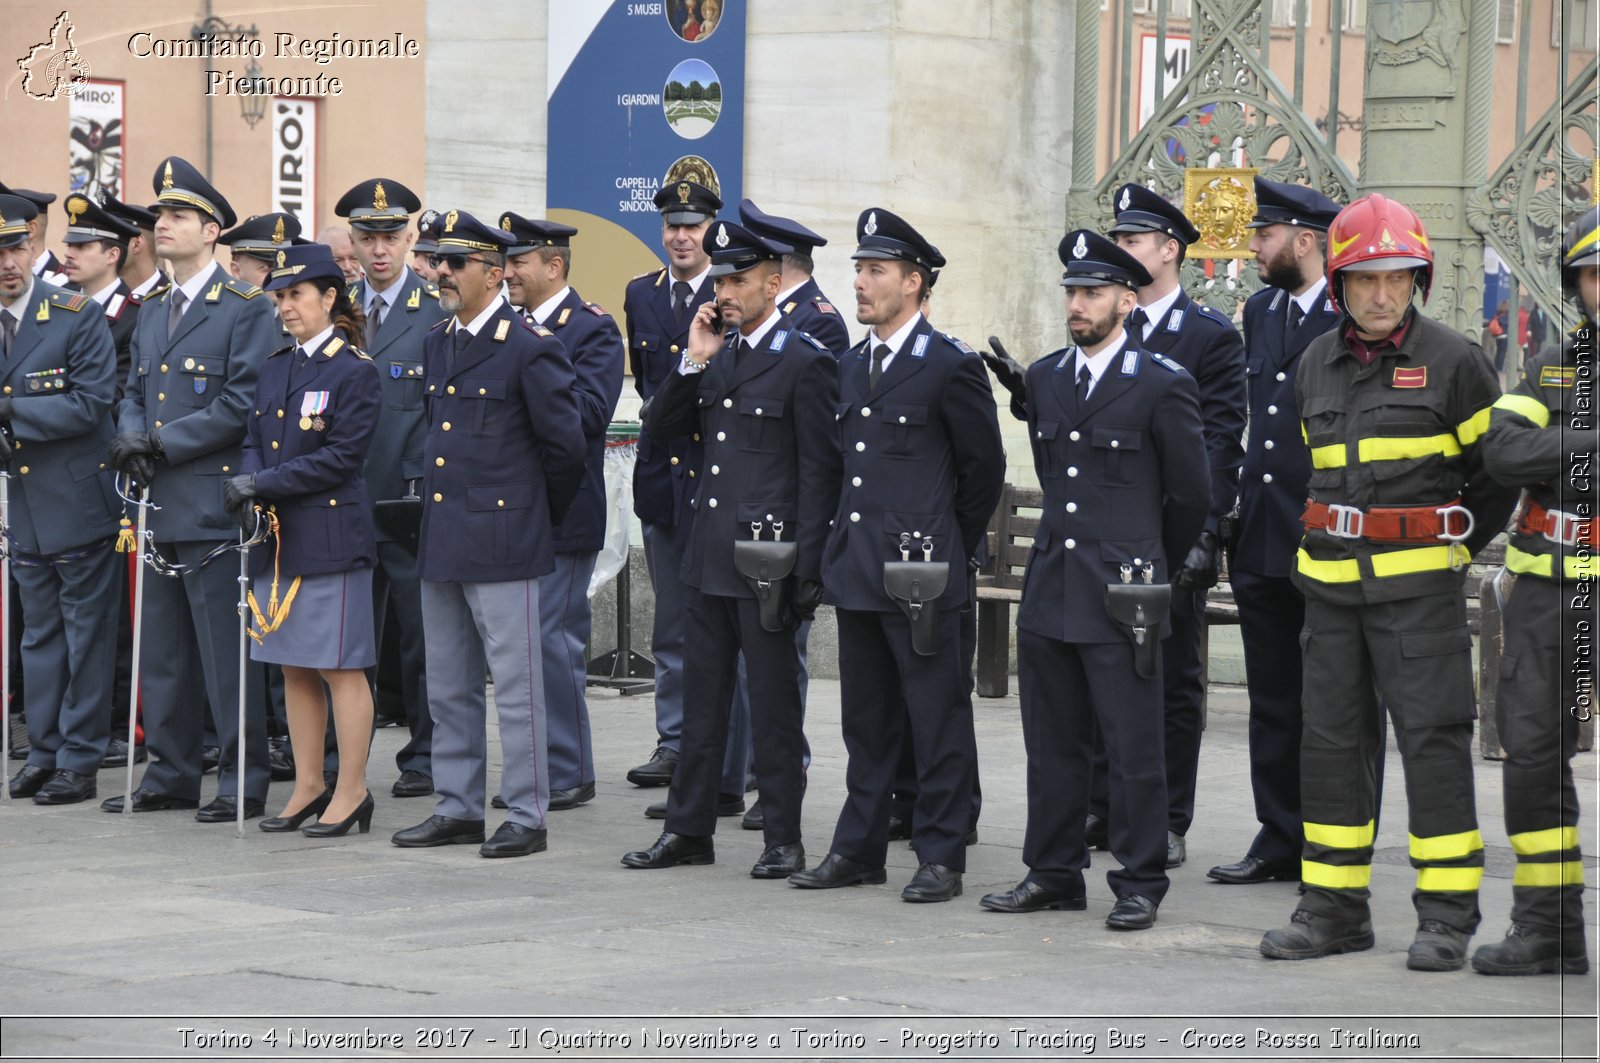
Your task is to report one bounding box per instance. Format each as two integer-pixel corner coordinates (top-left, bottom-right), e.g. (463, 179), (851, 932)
(790, 578), (825, 625)
(108, 431), (157, 487)
(1174, 530), (1221, 593)
(980, 335), (1028, 404)
(0, 429), (11, 470)
(223, 473), (260, 534)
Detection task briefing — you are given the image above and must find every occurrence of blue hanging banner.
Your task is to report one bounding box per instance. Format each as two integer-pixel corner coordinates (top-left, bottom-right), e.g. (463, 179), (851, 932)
(547, 0), (744, 297)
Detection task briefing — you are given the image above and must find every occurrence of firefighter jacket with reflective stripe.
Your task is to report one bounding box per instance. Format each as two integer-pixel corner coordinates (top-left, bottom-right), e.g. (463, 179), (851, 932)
(1293, 311), (1518, 604)
(1483, 319), (1600, 583)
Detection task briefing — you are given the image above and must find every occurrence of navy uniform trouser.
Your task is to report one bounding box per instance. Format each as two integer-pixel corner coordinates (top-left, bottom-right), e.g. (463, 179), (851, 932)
(1232, 568), (1305, 865)
(1495, 574), (1587, 938)
(1298, 592), (1482, 933)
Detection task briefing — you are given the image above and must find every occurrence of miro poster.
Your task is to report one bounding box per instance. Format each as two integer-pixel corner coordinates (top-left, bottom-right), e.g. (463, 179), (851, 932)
(547, 0), (745, 299)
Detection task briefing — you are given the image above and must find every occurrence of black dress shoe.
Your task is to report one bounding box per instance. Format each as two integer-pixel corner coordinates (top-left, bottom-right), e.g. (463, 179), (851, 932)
(902, 863), (963, 902)
(1167, 831), (1186, 868)
(548, 781), (596, 810)
(195, 796), (265, 822)
(1084, 813), (1109, 850)
(33, 769), (96, 805)
(645, 793), (743, 819)
(100, 788), (200, 813)
(302, 792), (375, 837)
(1207, 854), (1299, 884)
(741, 798), (763, 830)
(267, 741), (295, 782)
(789, 852), (887, 889)
(260, 790), (332, 832)
(1106, 892), (1158, 930)
(1472, 923), (1591, 976)
(201, 745), (221, 774)
(391, 770), (434, 798)
(751, 841), (805, 878)
(101, 738), (147, 770)
(490, 793), (507, 809)
(391, 815), (486, 847)
(1260, 908), (1374, 959)
(620, 831), (714, 868)
(979, 879), (1087, 913)
(887, 813), (911, 840)
(480, 821), (548, 858)
(626, 745), (679, 787)
(8, 764), (51, 798)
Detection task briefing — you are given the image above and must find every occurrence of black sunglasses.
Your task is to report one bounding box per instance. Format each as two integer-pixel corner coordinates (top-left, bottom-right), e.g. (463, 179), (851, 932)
(428, 253), (494, 271)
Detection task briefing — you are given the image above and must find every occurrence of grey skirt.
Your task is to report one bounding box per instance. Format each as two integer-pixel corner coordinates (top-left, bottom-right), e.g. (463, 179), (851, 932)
(248, 567), (376, 670)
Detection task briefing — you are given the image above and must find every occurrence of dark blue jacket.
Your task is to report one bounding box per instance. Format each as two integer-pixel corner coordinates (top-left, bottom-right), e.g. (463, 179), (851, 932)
(241, 333), (381, 577)
(117, 262), (279, 542)
(1014, 343), (1210, 644)
(625, 267), (713, 531)
(645, 314), (842, 596)
(1138, 287), (1246, 536)
(779, 276), (850, 357)
(542, 286), (625, 554)
(2, 281), (121, 555)
(821, 316), (1005, 612)
(1236, 284), (1341, 577)
(417, 301), (586, 584)
(348, 268), (448, 537)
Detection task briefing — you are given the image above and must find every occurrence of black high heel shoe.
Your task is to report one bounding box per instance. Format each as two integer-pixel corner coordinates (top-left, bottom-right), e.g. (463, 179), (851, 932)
(302, 791), (374, 837)
(259, 789), (331, 832)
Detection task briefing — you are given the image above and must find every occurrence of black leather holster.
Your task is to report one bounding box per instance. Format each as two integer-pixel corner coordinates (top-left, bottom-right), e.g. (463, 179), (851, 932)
(884, 560), (950, 656)
(734, 541), (797, 633)
(1104, 583), (1172, 679)
(373, 497), (422, 554)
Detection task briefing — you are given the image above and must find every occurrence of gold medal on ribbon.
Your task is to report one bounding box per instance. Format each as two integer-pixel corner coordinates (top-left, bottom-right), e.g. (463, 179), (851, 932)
(299, 416), (313, 430)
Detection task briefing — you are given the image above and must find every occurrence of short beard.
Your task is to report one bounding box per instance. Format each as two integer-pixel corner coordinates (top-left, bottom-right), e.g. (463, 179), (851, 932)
(439, 288), (462, 313)
(1069, 313), (1119, 349)
(1257, 244), (1306, 292)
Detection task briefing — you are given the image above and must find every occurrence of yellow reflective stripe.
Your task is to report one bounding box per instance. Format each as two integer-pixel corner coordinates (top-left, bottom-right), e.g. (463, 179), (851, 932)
(1454, 406), (1493, 445)
(1300, 422), (1310, 445)
(1305, 819), (1376, 849)
(1416, 866), (1484, 892)
(1505, 544), (1600, 580)
(1368, 543), (1470, 577)
(1301, 860), (1371, 889)
(1493, 392), (1552, 428)
(1568, 223), (1600, 262)
(1510, 826), (1579, 856)
(1310, 443), (1346, 468)
(1297, 548), (1362, 583)
(1514, 861), (1586, 888)
(1409, 829), (1484, 861)
(1357, 433), (1462, 463)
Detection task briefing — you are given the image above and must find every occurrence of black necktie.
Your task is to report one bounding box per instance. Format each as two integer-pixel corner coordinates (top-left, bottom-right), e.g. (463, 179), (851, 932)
(449, 326), (470, 373)
(736, 338), (752, 367)
(869, 343), (890, 388)
(1, 312), (15, 357)
(295, 345), (309, 365)
(1286, 300), (1304, 338)
(366, 298), (384, 348)
(167, 289), (187, 341)
(672, 280), (693, 327)
(1076, 363), (1092, 404)
(1126, 307), (1148, 339)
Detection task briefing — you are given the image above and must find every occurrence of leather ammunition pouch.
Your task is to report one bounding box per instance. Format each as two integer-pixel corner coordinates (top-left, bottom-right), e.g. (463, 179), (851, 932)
(373, 496), (422, 554)
(1104, 583), (1172, 679)
(734, 540), (797, 633)
(884, 560), (950, 656)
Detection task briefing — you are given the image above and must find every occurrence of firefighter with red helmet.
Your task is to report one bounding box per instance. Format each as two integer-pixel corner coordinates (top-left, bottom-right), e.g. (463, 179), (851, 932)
(1259, 193), (1518, 970)
(1470, 206), (1599, 976)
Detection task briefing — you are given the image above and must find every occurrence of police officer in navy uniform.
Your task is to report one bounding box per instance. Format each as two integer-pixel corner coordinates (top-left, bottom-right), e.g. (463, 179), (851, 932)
(980, 230), (1209, 928)
(1207, 178), (1343, 886)
(789, 208), (1004, 902)
(337, 177), (446, 800)
(500, 211), (625, 811)
(0, 183), (66, 286)
(0, 194), (124, 805)
(1092, 183), (1246, 868)
(220, 212), (303, 291)
(622, 219), (840, 876)
(623, 179), (751, 807)
(389, 209), (584, 858)
(104, 157), (278, 819)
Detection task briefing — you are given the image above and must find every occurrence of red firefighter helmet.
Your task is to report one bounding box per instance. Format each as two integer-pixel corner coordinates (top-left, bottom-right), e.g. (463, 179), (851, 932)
(1325, 193), (1433, 313)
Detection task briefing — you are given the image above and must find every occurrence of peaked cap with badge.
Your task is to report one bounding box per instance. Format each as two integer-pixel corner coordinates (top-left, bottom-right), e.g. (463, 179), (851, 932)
(1058, 229), (1153, 289)
(335, 178), (421, 233)
(0, 193), (39, 250)
(219, 213), (303, 260)
(1247, 178), (1342, 232)
(1108, 183), (1200, 246)
(653, 180), (721, 225)
(850, 207), (946, 275)
(703, 219), (790, 277)
(433, 209), (514, 253)
(149, 156), (236, 229)
(498, 212), (577, 256)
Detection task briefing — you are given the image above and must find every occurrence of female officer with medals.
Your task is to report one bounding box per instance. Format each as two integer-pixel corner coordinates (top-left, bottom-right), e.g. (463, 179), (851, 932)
(224, 243), (382, 837)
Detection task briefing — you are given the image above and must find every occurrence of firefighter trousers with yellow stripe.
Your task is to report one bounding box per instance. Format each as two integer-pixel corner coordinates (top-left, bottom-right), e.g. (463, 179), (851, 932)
(1496, 574), (1587, 939)
(1299, 593), (1482, 933)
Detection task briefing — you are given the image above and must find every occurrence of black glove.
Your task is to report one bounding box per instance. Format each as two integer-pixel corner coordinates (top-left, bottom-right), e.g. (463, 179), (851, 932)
(790, 578), (824, 625)
(108, 431), (157, 487)
(1174, 530), (1221, 593)
(223, 473), (260, 533)
(0, 429), (11, 470)
(980, 335), (1028, 405)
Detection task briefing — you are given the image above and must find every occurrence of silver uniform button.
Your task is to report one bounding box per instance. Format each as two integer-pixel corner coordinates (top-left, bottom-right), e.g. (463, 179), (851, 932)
(1065, 502), (1077, 513)
(1110, 439), (1119, 448)
(1065, 538), (1076, 549)
(861, 407), (871, 417)
(723, 398), (733, 408)
(1264, 440), (1275, 450)
(1069, 430), (1080, 441)
(708, 498), (719, 507)
(711, 465), (720, 474)
(1067, 466), (1078, 477)
(851, 476), (862, 487)
(855, 441), (866, 452)
(717, 431), (727, 441)
(850, 512), (860, 522)
(1267, 404), (1278, 415)
(1276, 371), (1286, 382)
(1262, 474), (1273, 483)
